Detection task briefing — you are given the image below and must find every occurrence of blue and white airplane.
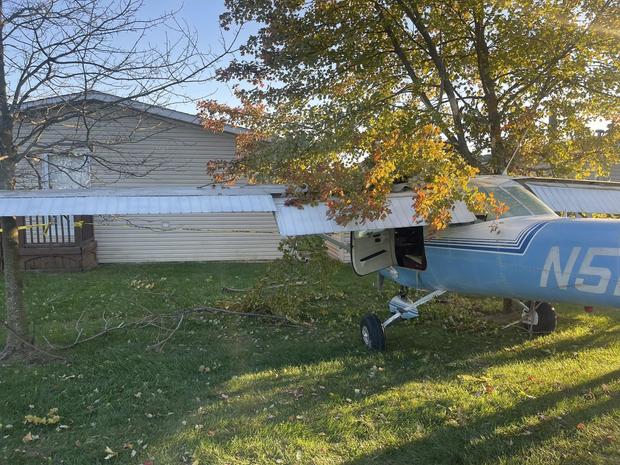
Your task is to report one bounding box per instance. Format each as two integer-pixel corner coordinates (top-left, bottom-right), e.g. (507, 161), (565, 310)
(350, 176), (620, 350)
(1, 175), (618, 350)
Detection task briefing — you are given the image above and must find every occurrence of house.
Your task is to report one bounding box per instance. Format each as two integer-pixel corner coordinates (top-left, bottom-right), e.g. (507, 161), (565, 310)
(7, 92), (282, 269)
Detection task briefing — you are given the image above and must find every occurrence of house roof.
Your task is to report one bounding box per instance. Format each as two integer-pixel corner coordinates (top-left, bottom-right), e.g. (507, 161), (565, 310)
(21, 91), (245, 135)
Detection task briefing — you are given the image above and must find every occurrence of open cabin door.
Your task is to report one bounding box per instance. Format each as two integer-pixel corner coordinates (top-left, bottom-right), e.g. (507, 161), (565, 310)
(350, 230), (396, 276)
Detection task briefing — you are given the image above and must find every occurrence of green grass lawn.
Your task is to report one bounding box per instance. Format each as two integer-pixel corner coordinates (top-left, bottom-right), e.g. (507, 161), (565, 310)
(0, 261), (618, 465)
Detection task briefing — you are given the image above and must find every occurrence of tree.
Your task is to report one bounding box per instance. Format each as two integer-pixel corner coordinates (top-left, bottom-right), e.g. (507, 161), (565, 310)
(0, 0), (232, 360)
(201, 0), (619, 225)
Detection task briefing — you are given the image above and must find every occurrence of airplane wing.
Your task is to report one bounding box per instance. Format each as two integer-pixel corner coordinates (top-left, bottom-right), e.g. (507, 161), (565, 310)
(274, 192), (475, 235)
(517, 177), (620, 215)
(0, 186), (281, 216)
(0, 186), (476, 236)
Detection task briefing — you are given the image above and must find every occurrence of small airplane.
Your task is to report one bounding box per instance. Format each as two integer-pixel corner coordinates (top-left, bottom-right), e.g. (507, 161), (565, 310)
(352, 175), (620, 350)
(1, 175), (619, 350)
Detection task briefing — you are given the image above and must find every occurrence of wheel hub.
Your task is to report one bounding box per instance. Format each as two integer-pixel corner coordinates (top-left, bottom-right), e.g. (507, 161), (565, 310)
(361, 325), (371, 347)
(521, 308), (539, 326)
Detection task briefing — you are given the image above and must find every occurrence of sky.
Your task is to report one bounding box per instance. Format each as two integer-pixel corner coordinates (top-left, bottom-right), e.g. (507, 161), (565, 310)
(139, 1), (257, 114)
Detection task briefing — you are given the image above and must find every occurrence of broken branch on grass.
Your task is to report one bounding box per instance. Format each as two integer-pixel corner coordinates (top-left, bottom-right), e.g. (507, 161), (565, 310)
(41, 305), (312, 353)
(0, 320), (66, 362)
(190, 306), (313, 327)
(43, 319), (129, 351)
(147, 313), (185, 352)
(222, 281), (317, 293)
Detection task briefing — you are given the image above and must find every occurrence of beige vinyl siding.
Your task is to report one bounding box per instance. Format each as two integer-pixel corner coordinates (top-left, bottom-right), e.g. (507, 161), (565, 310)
(87, 115), (281, 262)
(94, 213), (281, 263)
(88, 116), (237, 187)
(15, 106), (282, 262)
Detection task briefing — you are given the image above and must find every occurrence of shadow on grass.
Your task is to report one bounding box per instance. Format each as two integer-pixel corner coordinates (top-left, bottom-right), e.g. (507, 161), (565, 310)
(341, 369), (620, 465)
(141, 312), (620, 464)
(3, 311), (618, 465)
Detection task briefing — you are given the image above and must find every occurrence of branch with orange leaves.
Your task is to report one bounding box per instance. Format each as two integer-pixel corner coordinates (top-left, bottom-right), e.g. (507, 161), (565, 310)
(197, 100), (507, 232)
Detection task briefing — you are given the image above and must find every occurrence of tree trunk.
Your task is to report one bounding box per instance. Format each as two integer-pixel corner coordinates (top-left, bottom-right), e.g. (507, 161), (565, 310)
(0, 214), (29, 358)
(0, 3), (30, 359)
(472, 15), (509, 174)
(0, 155), (31, 358)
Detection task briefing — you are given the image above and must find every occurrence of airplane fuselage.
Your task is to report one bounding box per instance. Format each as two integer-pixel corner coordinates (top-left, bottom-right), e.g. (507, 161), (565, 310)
(383, 216), (620, 308)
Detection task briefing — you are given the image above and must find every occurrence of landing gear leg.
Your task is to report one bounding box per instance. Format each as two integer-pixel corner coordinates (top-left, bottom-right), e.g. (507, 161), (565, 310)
(360, 289), (446, 351)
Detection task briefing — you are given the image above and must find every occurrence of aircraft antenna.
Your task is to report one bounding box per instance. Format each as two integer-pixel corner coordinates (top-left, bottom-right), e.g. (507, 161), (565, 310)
(502, 127), (531, 175)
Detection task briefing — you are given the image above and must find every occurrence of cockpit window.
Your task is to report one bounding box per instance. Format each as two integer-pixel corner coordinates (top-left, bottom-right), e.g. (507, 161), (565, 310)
(502, 186), (555, 216)
(477, 183), (555, 218)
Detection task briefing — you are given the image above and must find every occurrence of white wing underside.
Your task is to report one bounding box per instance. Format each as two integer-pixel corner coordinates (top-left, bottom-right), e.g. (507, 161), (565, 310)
(273, 194), (475, 235)
(2, 178), (617, 236)
(519, 178), (620, 215)
(0, 186), (476, 236)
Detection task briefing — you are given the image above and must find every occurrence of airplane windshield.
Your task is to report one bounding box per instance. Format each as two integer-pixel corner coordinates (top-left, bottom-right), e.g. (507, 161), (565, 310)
(477, 184), (556, 218)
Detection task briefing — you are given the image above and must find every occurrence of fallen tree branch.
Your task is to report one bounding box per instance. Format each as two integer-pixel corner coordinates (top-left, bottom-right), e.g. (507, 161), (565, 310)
(41, 305), (312, 353)
(222, 281), (317, 293)
(147, 313), (184, 352)
(43, 321), (129, 351)
(189, 306), (313, 328)
(43, 309), (154, 351)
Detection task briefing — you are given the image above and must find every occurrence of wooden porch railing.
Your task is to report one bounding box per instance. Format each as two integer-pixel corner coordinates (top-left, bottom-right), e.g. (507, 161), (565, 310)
(1, 215), (97, 271)
(18, 215), (95, 246)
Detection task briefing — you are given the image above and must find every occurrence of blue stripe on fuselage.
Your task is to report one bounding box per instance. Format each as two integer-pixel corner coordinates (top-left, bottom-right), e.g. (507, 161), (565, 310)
(427, 220), (542, 247)
(426, 221), (549, 254)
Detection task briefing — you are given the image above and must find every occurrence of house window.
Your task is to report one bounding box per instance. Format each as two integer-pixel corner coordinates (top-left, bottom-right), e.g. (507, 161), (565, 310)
(45, 152), (91, 189)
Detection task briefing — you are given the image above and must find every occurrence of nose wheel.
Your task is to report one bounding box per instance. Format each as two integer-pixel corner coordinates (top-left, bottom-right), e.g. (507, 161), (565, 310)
(360, 314), (386, 351)
(360, 289), (446, 351)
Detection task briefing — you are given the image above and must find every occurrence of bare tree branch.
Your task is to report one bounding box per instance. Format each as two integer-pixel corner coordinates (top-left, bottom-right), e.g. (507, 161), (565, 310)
(0, 0), (239, 360)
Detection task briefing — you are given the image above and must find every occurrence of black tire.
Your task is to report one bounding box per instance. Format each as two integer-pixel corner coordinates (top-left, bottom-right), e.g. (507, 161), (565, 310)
(360, 313), (386, 351)
(521, 301), (557, 334)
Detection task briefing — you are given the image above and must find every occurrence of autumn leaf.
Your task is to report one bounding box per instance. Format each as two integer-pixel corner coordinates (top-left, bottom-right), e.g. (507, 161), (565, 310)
(24, 408), (61, 426)
(104, 446), (117, 460)
(22, 432), (39, 443)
